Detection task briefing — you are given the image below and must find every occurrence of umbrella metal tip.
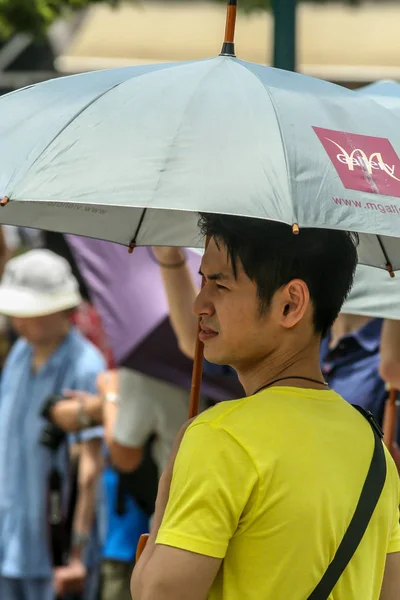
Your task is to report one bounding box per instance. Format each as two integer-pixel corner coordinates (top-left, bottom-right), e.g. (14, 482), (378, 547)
(128, 241), (136, 254)
(292, 223), (300, 235)
(0, 196), (9, 207)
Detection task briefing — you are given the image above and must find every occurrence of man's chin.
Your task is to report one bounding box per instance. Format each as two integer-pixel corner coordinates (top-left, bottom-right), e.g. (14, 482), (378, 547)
(203, 347), (228, 366)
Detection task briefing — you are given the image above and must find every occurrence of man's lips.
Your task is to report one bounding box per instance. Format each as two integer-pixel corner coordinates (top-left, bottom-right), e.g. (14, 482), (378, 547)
(199, 324), (218, 341)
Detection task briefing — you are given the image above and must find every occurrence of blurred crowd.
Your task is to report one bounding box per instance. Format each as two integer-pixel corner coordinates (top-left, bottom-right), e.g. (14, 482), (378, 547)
(0, 226), (398, 600)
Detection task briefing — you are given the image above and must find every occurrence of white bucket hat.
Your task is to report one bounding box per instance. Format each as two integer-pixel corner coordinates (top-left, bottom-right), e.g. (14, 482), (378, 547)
(0, 249), (82, 318)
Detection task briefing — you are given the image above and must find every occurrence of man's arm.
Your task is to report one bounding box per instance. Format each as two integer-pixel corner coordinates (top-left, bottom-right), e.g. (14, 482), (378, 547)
(71, 437), (103, 556)
(133, 545), (221, 600)
(99, 369), (144, 472)
(49, 388), (143, 470)
(152, 247), (199, 359)
(380, 320), (400, 389)
(380, 553), (400, 600)
(54, 436), (103, 596)
(49, 393), (103, 432)
(103, 398), (143, 471)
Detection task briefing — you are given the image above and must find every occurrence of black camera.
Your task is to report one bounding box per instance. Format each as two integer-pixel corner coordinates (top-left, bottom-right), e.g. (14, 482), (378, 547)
(40, 394), (67, 451)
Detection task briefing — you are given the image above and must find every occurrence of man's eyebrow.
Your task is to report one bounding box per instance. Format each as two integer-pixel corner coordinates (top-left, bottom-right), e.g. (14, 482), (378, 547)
(198, 270), (228, 281)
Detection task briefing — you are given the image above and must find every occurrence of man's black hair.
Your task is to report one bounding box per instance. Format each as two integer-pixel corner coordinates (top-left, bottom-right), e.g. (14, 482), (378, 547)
(198, 214), (358, 337)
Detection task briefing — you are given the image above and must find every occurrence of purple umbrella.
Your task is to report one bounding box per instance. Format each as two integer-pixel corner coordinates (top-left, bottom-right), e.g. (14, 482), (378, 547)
(66, 236), (201, 363)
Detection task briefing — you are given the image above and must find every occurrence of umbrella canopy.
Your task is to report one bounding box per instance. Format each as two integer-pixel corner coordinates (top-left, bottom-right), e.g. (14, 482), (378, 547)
(1, 54), (400, 268)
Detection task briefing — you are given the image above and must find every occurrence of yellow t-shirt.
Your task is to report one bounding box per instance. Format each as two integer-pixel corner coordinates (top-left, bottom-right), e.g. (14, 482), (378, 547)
(157, 387), (400, 600)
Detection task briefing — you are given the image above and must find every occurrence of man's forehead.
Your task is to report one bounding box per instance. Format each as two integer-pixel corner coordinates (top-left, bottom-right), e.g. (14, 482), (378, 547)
(201, 239), (232, 273)
(201, 240), (232, 271)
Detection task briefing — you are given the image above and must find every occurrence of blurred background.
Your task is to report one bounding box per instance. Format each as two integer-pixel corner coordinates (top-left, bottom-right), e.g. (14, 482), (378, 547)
(1, 0), (400, 97)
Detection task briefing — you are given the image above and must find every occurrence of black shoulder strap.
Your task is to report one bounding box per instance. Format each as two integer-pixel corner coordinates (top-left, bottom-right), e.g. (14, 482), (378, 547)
(307, 406), (387, 600)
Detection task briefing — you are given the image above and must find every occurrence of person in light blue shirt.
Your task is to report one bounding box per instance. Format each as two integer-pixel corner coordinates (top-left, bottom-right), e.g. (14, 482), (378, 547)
(0, 249), (105, 600)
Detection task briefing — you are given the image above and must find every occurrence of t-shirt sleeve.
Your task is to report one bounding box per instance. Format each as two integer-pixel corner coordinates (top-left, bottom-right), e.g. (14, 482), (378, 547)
(112, 370), (156, 448)
(388, 478), (400, 554)
(156, 421), (259, 559)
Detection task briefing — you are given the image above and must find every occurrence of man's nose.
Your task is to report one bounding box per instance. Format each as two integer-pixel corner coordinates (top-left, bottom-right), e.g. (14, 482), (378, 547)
(193, 286), (214, 317)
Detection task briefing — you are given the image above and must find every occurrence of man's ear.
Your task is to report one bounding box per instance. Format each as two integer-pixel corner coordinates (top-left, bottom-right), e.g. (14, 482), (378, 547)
(278, 280), (310, 329)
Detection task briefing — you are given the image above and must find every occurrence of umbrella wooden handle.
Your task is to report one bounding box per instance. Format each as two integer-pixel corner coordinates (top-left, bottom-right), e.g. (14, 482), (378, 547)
(136, 533), (150, 561)
(383, 387), (398, 451)
(188, 238), (207, 419)
(189, 322), (205, 419)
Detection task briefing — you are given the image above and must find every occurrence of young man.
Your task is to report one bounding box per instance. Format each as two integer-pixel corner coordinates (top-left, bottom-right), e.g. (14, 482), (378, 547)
(0, 249), (105, 600)
(131, 216), (400, 600)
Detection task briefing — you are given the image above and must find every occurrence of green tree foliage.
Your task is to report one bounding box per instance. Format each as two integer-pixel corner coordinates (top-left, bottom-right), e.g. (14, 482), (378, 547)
(0, 0), (122, 38)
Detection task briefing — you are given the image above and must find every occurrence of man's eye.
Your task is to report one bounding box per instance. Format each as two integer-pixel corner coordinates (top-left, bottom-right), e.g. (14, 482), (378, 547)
(216, 283), (228, 290)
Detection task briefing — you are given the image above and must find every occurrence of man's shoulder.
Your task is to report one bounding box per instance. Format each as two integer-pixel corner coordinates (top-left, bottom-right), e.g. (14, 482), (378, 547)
(183, 400), (259, 470)
(191, 397), (248, 432)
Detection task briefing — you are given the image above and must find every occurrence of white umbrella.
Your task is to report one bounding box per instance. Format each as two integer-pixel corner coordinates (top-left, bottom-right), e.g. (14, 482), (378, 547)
(343, 265), (400, 319)
(1, 3), (400, 273)
(358, 80), (400, 108)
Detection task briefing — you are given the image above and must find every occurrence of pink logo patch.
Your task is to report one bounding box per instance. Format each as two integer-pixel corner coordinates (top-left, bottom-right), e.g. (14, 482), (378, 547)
(313, 127), (400, 198)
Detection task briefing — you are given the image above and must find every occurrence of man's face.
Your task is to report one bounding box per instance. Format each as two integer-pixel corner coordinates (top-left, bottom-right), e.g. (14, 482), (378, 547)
(194, 238), (281, 370)
(11, 312), (69, 346)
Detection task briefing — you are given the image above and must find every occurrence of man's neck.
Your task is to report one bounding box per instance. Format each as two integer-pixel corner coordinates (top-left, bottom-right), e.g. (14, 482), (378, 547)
(236, 338), (326, 397)
(329, 314), (371, 350)
(32, 327), (71, 371)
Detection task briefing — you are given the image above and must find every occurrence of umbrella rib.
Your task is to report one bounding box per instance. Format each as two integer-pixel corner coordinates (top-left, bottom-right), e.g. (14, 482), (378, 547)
(128, 208), (147, 252)
(377, 235), (395, 277)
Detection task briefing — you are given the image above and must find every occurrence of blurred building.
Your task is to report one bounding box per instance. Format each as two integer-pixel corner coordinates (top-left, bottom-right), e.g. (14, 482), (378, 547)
(55, 1), (400, 88)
